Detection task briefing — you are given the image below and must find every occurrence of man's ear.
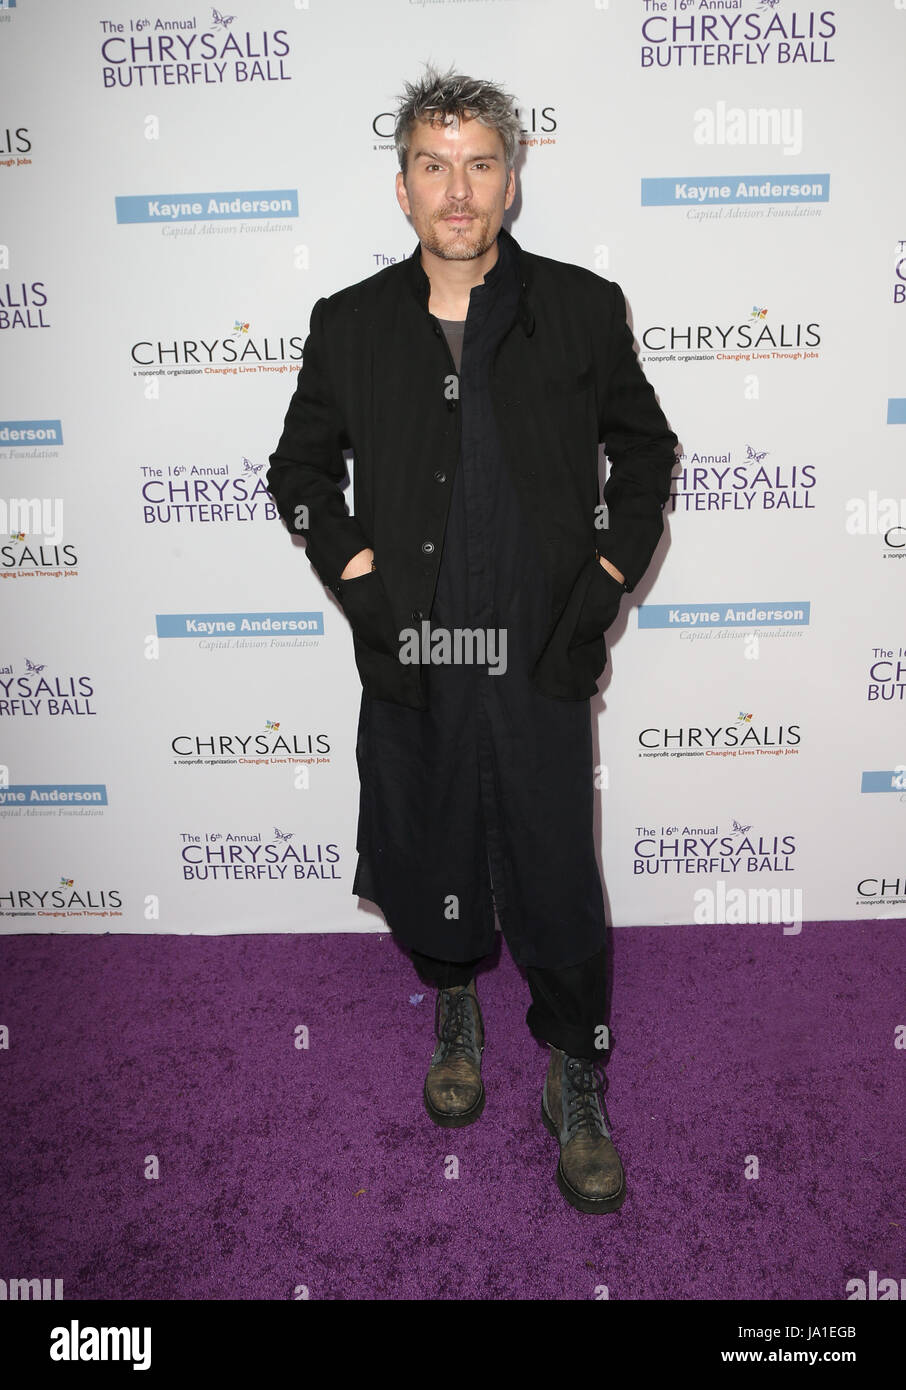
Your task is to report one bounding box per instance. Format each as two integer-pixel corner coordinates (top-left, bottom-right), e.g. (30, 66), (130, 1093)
(395, 171), (410, 216)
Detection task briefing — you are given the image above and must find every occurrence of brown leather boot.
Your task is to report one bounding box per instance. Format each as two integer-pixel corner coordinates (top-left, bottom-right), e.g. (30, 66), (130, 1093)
(541, 1046), (625, 1213)
(423, 978), (485, 1128)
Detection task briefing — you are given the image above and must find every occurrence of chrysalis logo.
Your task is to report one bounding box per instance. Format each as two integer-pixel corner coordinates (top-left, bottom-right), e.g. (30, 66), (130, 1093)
(642, 315), (820, 353)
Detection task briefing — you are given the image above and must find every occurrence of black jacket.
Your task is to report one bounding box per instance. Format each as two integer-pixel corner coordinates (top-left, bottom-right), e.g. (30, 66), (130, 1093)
(267, 225), (678, 709)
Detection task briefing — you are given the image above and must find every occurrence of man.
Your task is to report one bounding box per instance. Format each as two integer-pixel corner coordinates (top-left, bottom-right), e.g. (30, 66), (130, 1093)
(267, 65), (677, 1215)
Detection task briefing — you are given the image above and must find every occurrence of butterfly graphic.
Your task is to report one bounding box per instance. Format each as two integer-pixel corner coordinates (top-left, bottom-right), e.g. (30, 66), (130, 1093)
(750, 306), (768, 321)
(758, 0), (780, 11)
(409, 994), (425, 1006)
(211, 7), (236, 29)
(60, 877), (74, 888)
(731, 819), (753, 836)
(265, 720), (280, 732)
(233, 320), (249, 334)
(736, 713), (753, 723)
(745, 445), (768, 464)
(25, 658), (46, 674)
(273, 827), (293, 842)
(242, 457), (263, 474)
(10, 532), (25, 542)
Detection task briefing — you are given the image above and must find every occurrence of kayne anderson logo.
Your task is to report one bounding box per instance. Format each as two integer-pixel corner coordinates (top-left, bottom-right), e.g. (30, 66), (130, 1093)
(639, 6), (838, 69)
(640, 308), (820, 363)
(638, 602), (810, 629)
(671, 445), (816, 513)
(156, 612), (323, 649)
(0, 784), (108, 818)
(0, 419), (63, 459)
(50, 1320), (150, 1371)
(642, 175), (828, 218)
(860, 769), (906, 797)
(115, 188), (298, 229)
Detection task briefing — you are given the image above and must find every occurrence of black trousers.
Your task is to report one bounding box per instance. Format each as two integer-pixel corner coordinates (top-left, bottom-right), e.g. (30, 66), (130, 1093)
(409, 943), (609, 1063)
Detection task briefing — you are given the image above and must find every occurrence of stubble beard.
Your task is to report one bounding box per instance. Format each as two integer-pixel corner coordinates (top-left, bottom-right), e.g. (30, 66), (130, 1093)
(419, 209), (497, 262)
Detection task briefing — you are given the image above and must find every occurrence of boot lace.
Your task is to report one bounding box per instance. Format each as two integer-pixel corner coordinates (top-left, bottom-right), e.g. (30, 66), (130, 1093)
(435, 987), (478, 1064)
(564, 1056), (613, 1140)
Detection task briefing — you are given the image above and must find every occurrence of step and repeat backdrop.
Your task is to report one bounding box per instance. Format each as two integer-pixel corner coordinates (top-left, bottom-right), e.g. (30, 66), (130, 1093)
(1, 0), (904, 938)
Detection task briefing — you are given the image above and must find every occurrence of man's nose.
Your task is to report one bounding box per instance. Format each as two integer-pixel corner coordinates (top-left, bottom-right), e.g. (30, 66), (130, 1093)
(445, 167), (472, 200)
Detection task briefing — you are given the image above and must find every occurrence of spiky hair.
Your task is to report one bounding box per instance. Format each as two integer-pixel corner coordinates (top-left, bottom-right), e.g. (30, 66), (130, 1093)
(393, 63), (521, 176)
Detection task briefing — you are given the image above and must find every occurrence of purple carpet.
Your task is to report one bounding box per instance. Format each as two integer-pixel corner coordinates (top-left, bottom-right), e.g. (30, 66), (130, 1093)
(1, 921), (903, 1300)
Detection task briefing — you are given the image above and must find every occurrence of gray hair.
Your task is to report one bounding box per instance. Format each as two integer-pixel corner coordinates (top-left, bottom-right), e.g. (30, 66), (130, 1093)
(394, 63), (521, 177)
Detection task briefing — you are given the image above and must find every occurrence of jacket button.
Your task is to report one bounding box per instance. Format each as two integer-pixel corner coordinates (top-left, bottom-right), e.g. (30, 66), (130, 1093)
(421, 540), (435, 555)
(411, 609), (423, 621)
(434, 471), (446, 483)
(446, 399), (458, 412)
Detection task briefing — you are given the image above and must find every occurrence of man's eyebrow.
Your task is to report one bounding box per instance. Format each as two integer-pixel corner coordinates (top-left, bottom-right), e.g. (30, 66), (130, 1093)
(412, 149), (500, 162)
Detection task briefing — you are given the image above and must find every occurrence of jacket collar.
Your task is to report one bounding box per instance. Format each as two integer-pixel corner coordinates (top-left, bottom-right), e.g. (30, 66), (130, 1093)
(405, 223), (535, 337)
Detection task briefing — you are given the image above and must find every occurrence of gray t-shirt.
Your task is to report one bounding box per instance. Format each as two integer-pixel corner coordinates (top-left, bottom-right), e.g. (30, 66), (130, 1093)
(436, 317), (466, 374)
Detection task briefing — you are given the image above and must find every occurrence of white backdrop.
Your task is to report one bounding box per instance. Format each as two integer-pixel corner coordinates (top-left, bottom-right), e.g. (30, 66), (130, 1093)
(2, 0), (904, 936)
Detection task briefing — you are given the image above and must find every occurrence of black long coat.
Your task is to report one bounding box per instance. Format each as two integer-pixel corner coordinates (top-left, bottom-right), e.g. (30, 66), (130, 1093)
(267, 225), (678, 710)
(347, 234), (612, 966)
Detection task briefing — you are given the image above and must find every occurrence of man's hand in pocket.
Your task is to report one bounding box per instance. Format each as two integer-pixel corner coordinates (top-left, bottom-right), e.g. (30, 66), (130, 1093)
(340, 548), (374, 579)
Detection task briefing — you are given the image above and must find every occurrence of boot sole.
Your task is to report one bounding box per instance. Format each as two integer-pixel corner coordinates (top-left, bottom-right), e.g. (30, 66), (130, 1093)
(423, 1078), (486, 1128)
(541, 1099), (626, 1214)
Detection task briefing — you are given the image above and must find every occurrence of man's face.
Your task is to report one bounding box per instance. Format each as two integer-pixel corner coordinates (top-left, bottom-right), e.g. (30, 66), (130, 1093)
(395, 114), (515, 261)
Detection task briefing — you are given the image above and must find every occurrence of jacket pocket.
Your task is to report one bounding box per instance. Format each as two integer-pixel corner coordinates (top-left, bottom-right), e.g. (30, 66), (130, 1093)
(530, 553), (612, 699)
(569, 558), (623, 648)
(337, 568), (398, 657)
